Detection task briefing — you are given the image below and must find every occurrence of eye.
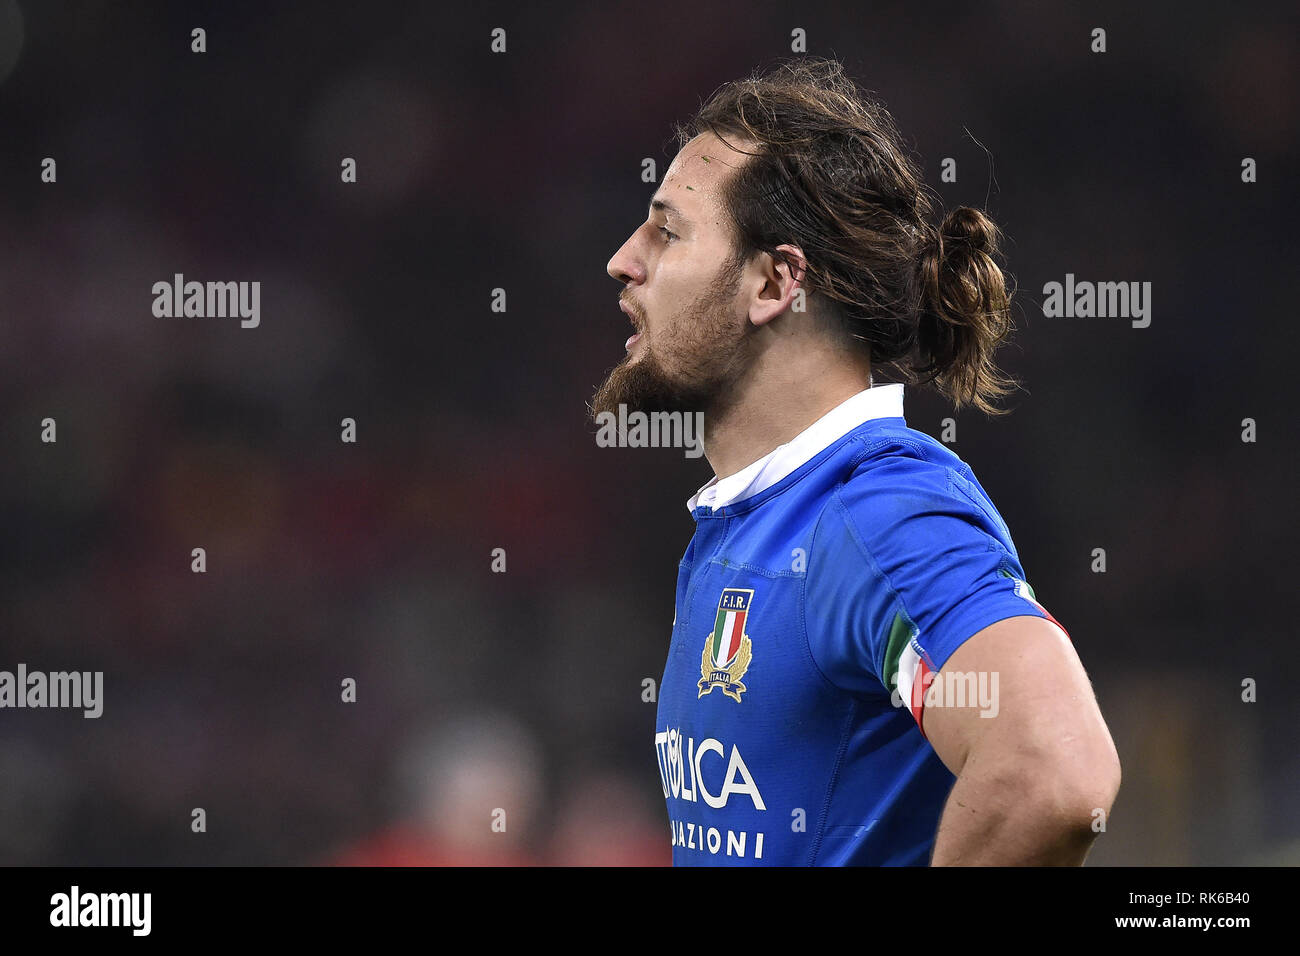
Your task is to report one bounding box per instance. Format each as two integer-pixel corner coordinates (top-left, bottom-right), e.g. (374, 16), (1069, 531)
(658, 225), (678, 243)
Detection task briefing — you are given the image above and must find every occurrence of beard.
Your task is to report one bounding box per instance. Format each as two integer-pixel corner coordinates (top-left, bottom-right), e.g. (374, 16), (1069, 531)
(590, 253), (754, 422)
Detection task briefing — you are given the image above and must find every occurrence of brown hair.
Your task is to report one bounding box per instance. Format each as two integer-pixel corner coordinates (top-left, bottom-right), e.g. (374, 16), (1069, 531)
(673, 57), (1019, 415)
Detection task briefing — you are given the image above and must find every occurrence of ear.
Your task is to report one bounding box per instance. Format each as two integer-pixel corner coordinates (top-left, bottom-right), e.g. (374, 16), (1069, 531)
(749, 243), (807, 328)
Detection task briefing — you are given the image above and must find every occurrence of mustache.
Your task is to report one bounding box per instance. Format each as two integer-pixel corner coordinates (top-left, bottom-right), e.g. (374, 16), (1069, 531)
(620, 296), (646, 330)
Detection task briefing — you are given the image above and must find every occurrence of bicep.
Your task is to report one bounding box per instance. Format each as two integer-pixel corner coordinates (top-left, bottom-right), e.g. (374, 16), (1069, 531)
(922, 615), (1117, 782)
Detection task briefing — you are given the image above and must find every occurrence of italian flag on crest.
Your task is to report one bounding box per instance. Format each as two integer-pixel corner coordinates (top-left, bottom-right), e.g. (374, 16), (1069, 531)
(699, 588), (754, 702)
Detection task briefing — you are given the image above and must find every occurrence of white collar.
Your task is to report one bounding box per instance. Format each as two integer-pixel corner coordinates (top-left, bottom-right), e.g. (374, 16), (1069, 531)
(687, 382), (905, 512)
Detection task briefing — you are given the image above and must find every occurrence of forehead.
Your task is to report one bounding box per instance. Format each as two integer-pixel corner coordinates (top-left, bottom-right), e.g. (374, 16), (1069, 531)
(652, 132), (751, 224)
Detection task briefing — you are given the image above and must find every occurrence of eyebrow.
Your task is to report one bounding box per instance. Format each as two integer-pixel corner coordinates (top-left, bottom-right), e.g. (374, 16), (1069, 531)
(650, 197), (691, 225)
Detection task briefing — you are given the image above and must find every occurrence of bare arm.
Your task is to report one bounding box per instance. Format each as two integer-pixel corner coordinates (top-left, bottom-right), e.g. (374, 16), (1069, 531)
(921, 615), (1121, 865)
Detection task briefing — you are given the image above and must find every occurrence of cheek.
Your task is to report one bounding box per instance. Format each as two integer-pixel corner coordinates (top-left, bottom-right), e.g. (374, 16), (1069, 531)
(647, 284), (687, 329)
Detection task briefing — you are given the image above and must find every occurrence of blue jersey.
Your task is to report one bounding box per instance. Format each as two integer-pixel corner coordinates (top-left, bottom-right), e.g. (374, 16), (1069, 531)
(653, 384), (1066, 865)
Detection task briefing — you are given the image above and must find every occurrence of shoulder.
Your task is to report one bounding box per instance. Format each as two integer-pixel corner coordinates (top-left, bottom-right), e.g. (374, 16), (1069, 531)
(803, 426), (976, 592)
(832, 427), (984, 534)
(812, 426), (1025, 599)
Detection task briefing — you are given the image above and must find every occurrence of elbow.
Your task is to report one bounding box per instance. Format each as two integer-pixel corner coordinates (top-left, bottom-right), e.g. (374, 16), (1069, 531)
(1034, 730), (1123, 845)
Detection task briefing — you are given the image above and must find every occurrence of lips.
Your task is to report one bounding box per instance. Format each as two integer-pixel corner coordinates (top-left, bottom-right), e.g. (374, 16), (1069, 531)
(620, 298), (644, 351)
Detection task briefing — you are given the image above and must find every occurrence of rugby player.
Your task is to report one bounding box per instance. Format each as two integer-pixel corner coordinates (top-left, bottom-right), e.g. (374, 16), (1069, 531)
(591, 57), (1121, 865)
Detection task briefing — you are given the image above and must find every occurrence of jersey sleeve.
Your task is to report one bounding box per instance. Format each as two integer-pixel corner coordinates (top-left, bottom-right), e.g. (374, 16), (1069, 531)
(805, 454), (1065, 738)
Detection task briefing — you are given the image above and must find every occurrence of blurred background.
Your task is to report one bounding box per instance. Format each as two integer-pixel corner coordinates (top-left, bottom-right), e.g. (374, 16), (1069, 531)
(0, 0), (1295, 865)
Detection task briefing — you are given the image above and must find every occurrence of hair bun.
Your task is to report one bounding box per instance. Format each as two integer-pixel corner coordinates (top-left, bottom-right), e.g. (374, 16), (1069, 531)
(937, 206), (998, 257)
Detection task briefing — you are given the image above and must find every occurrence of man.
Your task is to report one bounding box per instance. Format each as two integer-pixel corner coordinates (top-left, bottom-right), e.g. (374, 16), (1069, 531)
(591, 58), (1120, 865)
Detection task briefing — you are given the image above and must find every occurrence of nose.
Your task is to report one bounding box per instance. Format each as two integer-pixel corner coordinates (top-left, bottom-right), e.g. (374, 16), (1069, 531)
(607, 231), (645, 286)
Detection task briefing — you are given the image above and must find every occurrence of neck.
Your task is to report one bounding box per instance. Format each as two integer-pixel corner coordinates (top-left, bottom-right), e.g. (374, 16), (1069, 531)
(702, 343), (872, 480)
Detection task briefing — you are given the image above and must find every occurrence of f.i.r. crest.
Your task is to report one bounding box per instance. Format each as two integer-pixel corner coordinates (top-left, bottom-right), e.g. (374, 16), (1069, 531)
(698, 588), (754, 702)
